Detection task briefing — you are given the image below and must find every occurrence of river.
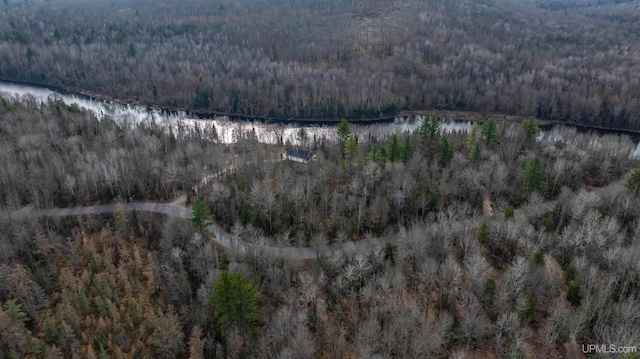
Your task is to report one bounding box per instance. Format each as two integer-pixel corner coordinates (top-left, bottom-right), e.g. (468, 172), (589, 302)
(1, 81), (639, 157)
(0, 81), (470, 144)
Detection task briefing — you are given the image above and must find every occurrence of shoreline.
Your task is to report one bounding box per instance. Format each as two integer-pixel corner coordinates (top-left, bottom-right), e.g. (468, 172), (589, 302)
(0, 77), (396, 125)
(2, 77), (640, 140)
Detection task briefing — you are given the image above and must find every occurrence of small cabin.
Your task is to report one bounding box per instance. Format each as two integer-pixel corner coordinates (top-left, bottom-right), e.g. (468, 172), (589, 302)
(282, 148), (315, 163)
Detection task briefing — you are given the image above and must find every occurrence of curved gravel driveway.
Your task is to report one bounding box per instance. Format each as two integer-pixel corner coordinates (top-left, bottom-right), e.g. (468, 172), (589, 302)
(1, 172), (629, 261)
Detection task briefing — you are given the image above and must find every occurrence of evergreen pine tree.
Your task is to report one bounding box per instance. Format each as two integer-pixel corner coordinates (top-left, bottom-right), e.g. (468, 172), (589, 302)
(297, 127), (309, 147)
(468, 140), (481, 163)
(191, 198), (212, 232)
(523, 157), (545, 192)
(439, 135), (454, 162)
(522, 117), (540, 142)
(337, 119), (351, 143)
(401, 136), (413, 163)
(417, 116), (439, 142)
(387, 134), (401, 162)
(626, 163), (640, 193)
(210, 271), (261, 336)
(482, 118), (498, 147)
(344, 134), (358, 164)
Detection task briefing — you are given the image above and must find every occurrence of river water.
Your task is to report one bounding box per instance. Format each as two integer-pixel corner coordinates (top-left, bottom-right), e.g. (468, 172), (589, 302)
(1, 81), (639, 157)
(0, 81), (470, 144)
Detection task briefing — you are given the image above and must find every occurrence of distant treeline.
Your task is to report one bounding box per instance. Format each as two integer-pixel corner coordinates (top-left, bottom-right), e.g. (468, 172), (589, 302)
(1, 0), (640, 128)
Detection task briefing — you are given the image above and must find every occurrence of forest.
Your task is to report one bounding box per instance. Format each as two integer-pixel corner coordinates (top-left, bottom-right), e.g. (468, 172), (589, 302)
(1, 0), (640, 129)
(2, 0), (640, 357)
(1, 93), (640, 358)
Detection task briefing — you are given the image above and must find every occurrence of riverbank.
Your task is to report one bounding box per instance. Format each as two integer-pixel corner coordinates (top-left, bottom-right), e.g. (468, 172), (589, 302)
(2, 77), (640, 140)
(400, 109), (640, 141)
(0, 77), (396, 125)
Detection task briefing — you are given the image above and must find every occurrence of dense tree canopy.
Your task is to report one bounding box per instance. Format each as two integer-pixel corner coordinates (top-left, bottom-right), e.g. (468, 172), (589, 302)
(1, 0), (640, 129)
(0, 123), (637, 359)
(1, 21), (640, 354)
